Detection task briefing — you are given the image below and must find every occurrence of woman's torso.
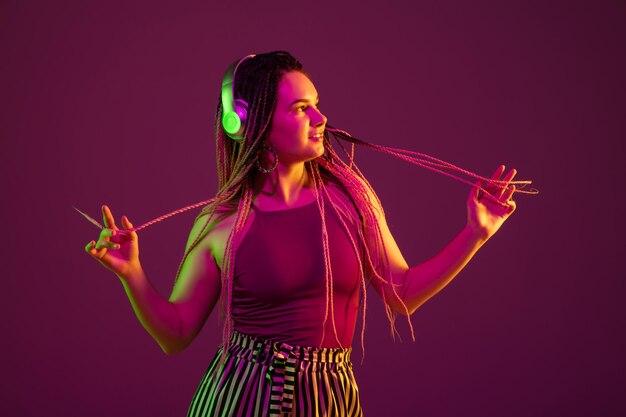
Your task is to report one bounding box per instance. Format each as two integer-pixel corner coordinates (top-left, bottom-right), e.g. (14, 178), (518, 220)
(208, 185), (363, 348)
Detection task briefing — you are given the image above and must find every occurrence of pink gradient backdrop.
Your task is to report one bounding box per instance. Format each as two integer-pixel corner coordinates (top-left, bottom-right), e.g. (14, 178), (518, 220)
(2, 1), (624, 416)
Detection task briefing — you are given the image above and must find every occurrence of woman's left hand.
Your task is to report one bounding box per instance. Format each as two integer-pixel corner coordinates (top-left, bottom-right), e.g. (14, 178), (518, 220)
(467, 165), (517, 241)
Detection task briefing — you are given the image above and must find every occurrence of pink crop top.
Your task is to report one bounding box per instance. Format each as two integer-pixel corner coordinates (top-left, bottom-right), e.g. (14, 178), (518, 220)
(233, 194), (363, 348)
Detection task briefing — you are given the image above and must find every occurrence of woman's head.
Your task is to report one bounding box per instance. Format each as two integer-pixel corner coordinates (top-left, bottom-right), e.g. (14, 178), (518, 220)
(216, 51), (314, 189)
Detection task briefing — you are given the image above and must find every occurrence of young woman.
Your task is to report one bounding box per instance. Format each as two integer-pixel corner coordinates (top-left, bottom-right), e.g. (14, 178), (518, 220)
(85, 51), (518, 416)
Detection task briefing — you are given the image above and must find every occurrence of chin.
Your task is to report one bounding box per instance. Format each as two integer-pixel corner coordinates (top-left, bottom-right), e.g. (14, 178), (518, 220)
(310, 146), (325, 160)
(295, 144), (325, 163)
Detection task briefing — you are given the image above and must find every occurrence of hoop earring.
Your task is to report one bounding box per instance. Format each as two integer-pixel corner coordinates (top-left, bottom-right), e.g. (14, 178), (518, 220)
(256, 144), (278, 174)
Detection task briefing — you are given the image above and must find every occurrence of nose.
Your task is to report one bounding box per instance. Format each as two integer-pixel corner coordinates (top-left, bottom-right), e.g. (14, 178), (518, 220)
(311, 106), (327, 127)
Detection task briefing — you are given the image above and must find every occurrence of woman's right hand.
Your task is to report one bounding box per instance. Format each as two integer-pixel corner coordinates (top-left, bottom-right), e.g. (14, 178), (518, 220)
(85, 205), (141, 280)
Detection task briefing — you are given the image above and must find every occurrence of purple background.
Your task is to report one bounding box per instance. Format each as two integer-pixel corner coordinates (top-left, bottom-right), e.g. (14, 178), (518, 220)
(2, 0), (625, 416)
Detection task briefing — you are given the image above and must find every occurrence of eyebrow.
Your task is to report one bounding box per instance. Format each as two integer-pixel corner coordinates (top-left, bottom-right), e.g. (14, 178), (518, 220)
(289, 97), (320, 106)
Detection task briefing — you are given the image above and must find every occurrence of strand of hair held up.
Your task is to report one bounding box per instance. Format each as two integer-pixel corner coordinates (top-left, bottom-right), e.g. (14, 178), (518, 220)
(75, 127), (537, 234)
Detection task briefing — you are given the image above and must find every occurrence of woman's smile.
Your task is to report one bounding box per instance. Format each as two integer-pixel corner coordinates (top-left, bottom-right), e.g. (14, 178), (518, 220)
(309, 131), (325, 141)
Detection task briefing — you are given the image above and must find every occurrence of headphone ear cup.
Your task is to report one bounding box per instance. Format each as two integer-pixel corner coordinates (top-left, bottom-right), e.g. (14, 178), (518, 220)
(223, 99), (248, 140)
(222, 110), (241, 139)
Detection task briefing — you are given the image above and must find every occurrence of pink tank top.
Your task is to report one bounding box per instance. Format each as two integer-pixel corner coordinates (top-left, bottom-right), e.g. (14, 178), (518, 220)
(233, 195), (362, 348)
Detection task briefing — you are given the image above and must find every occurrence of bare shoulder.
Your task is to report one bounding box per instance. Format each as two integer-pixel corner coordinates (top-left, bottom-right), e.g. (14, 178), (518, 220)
(187, 205), (256, 269)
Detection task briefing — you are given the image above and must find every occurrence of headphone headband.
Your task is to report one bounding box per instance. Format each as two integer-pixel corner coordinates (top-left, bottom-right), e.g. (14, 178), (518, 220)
(221, 54), (256, 140)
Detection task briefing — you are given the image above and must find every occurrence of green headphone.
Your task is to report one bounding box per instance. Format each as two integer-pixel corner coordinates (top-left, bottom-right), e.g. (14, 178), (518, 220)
(221, 54), (256, 140)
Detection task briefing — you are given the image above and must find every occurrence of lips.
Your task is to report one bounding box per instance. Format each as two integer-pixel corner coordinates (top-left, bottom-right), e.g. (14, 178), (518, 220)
(308, 131), (324, 140)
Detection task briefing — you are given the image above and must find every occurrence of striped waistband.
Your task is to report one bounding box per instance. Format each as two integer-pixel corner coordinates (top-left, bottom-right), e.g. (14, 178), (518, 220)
(227, 331), (352, 365)
(226, 332), (353, 416)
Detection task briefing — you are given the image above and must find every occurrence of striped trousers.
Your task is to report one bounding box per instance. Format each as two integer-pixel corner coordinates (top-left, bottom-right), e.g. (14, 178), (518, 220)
(186, 332), (363, 417)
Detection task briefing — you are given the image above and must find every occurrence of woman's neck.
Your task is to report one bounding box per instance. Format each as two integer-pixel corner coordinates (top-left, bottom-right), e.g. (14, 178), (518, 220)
(254, 162), (315, 208)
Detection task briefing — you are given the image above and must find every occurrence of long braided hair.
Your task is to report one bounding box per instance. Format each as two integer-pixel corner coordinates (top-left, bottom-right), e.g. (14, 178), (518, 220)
(173, 51), (411, 360)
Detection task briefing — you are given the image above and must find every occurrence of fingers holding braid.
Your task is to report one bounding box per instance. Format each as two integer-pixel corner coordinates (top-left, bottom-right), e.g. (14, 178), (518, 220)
(495, 168), (516, 208)
(498, 167), (517, 199)
(478, 165), (518, 205)
(84, 205), (140, 277)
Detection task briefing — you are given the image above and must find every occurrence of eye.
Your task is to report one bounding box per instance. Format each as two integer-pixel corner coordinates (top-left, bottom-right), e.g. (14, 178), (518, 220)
(294, 102), (320, 113)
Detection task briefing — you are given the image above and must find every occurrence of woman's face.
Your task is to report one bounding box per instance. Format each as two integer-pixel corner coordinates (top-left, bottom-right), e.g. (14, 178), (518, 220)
(267, 71), (327, 165)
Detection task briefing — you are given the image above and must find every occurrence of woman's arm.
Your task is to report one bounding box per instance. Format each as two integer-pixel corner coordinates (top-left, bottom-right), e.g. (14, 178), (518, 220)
(166, 213), (223, 353)
(365, 165), (518, 315)
(86, 206), (222, 355)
